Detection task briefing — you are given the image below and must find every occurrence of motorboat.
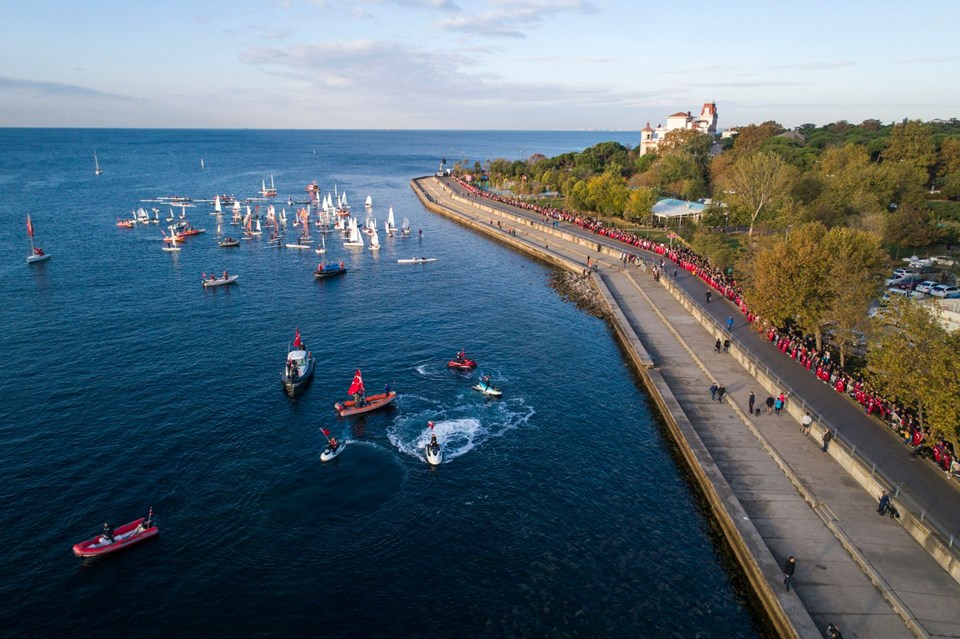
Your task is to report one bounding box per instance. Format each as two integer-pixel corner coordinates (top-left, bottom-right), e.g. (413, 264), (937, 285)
(314, 262), (347, 279)
(448, 350), (477, 370)
(282, 331), (315, 396)
(72, 509), (158, 558)
(333, 369), (395, 416)
(473, 376), (502, 397)
(425, 441), (442, 466)
(202, 273), (239, 287)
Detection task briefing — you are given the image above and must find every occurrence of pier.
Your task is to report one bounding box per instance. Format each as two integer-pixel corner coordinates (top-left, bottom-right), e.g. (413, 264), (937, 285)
(413, 175), (960, 639)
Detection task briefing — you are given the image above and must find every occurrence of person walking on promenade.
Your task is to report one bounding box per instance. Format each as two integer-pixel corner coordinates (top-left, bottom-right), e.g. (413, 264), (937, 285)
(822, 429), (833, 452)
(723, 338), (730, 353)
(783, 555), (796, 591)
(748, 392), (756, 415)
(717, 384), (726, 402)
(878, 491), (891, 516)
(765, 396), (775, 415)
(714, 338), (722, 354)
(726, 315), (734, 331)
(705, 290), (712, 303)
(774, 396), (784, 416)
(826, 623), (843, 638)
(801, 412), (813, 436)
(709, 383), (718, 401)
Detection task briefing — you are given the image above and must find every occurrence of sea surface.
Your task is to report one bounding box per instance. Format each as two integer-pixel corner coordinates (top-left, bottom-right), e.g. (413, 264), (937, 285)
(0, 129), (767, 637)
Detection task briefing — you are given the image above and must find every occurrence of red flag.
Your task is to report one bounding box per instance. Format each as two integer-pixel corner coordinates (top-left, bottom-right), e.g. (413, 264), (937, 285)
(347, 369), (364, 395)
(321, 428), (331, 436)
(293, 328), (302, 348)
(428, 421), (434, 430)
(26, 214), (34, 238)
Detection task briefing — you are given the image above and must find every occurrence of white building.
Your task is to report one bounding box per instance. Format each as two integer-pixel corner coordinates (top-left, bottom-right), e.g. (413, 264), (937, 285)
(640, 102), (719, 156)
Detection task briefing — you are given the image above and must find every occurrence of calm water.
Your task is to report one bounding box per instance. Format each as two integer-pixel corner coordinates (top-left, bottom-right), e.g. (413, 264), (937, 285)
(0, 129), (765, 637)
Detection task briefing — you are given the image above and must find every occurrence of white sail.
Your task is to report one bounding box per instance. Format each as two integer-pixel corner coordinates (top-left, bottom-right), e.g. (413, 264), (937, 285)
(200, 158), (205, 169)
(94, 151), (102, 176)
(388, 207), (396, 229)
(365, 195), (372, 208)
(214, 195), (222, 213)
(369, 226), (380, 250)
(344, 218), (364, 247)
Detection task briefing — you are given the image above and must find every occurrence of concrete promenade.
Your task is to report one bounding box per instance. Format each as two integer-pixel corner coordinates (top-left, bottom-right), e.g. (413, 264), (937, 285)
(412, 176), (960, 639)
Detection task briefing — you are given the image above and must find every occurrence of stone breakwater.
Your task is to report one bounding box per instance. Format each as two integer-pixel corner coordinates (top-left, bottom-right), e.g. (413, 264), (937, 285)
(549, 269), (609, 320)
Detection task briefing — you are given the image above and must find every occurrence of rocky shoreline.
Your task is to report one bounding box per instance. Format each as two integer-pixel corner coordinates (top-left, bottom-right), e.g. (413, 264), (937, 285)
(549, 269), (609, 320)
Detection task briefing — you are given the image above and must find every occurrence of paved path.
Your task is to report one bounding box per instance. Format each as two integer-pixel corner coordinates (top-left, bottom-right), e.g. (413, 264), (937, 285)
(415, 176), (960, 639)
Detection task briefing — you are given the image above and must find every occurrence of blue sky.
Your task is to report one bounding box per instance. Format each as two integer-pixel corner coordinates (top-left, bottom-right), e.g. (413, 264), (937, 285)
(1, 0), (957, 130)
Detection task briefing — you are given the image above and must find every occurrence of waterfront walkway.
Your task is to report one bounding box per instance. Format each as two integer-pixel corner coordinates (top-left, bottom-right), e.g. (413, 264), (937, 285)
(413, 176), (960, 639)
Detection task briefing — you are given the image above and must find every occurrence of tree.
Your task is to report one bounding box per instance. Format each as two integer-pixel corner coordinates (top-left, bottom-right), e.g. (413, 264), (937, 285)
(623, 187), (657, 224)
(883, 205), (940, 249)
(867, 299), (960, 441)
(738, 222), (885, 351)
(717, 152), (797, 237)
(730, 121), (785, 155)
(881, 120), (936, 184)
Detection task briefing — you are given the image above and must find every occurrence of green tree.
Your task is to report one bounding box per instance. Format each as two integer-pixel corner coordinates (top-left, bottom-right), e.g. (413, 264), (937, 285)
(717, 152), (797, 237)
(883, 205), (940, 249)
(881, 120), (936, 184)
(623, 187), (657, 224)
(867, 299), (960, 440)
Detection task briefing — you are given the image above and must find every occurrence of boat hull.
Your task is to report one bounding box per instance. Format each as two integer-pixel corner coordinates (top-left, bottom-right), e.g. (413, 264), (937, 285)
(320, 444), (344, 462)
(282, 357), (315, 396)
(472, 384), (502, 397)
(218, 240), (240, 248)
(72, 518), (158, 557)
(314, 267), (347, 279)
(27, 254), (51, 263)
(397, 258), (436, 264)
(448, 359), (477, 370)
(335, 391), (396, 417)
(202, 275), (239, 287)
(425, 444), (442, 466)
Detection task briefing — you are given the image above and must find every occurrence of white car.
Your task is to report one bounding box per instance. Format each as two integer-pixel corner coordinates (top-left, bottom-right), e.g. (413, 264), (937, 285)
(915, 280), (940, 294)
(931, 255), (956, 267)
(908, 257), (934, 269)
(929, 284), (960, 298)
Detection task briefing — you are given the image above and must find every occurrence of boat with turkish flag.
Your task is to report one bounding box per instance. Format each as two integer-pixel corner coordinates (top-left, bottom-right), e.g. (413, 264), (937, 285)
(281, 329), (315, 396)
(334, 369), (396, 417)
(72, 508), (158, 558)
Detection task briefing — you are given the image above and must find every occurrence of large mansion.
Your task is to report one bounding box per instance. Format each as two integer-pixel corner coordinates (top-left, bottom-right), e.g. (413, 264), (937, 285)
(639, 102), (719, 155)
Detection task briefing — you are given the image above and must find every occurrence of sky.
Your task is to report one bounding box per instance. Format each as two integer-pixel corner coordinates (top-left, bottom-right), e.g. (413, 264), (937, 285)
(1, 0), (958, 130)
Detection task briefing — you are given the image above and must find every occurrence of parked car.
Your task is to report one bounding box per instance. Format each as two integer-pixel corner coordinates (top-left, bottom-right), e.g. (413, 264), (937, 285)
(915, 280), (940, 294)
(885, 270), (921, 286)
(929, 284), (960, 298)
(908, 257), (934, 269)
(931, 255), (957, 267)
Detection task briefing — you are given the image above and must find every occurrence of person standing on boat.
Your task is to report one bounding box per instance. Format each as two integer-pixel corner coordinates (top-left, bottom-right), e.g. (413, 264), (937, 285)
(384, 382), (390, 395)
(482, 375), (491, 390)
(102, 522), (114, 543)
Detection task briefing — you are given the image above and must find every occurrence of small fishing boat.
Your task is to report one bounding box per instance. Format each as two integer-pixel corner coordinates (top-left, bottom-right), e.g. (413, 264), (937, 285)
(72, 508), (158, 558)
(397, 257), (436, 264)
(314, 261), (347, 279)
(26, 214), (51, 263)
(282, 330), (315, 396)
(473, 376), (502, 397)
(334, 370), (396, 417)
(425, 421), (442, 466)
(448, 349), (477, 370)
(218, 237), (240, 248)
(202, 273), (238, 287)
(319, 428), (344, 462)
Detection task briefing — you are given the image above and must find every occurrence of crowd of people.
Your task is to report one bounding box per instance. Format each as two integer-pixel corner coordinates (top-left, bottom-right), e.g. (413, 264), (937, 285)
(452, 176), (958, 479)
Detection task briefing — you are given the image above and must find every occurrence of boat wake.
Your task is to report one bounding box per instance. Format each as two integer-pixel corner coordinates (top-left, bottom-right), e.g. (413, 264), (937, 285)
(387, 399), (534, 463)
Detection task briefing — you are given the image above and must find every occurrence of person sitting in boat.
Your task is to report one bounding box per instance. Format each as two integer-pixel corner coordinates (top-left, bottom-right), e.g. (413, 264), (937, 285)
(318, 263), (324, 272)
(102, 522), (114, 543)
(222, 270), (228, 279)
(33, 247), (44, 256)
(329, 437), (339, 451)
(429, 433), (439, 453)
(338, 260), (344, 269)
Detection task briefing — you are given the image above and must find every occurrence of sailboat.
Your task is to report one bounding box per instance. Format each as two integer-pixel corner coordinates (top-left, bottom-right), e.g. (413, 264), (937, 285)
(94, 151), (102, 176)
(365, 195), (373, 208)
(26, 214), (51, 263)
(315, 233), (326, 255)
(401, 217), (411, 237)
(200, 158), (205, 169)
(386, 207), (397, 236)
(343, 218), (364, 248)
(162, 226), (182, 252)
(259, 175), (277, 197)
(369, 225), (381, 251)
(212, 195), (222, 216)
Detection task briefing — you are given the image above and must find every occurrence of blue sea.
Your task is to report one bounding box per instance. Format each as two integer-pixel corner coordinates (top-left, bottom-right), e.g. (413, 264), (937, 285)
(0, 129), (767, 637)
